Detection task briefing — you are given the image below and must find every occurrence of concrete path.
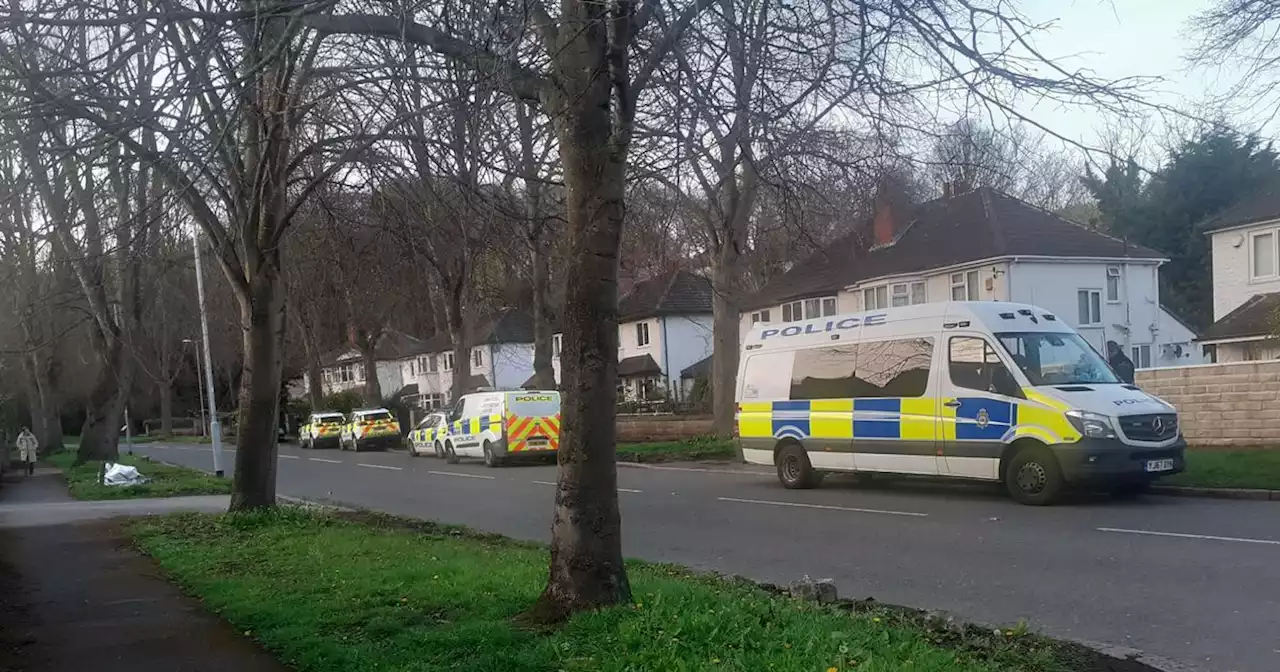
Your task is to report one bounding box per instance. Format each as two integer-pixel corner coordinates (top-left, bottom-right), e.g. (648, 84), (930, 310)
(0, 470), (281, 672)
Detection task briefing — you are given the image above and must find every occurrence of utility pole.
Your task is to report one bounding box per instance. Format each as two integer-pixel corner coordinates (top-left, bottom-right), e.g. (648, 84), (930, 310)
(192, 231), (225, 477)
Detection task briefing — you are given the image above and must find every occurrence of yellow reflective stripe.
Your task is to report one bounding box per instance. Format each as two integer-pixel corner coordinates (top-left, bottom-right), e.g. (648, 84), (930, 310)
(900, 397), (939, 441)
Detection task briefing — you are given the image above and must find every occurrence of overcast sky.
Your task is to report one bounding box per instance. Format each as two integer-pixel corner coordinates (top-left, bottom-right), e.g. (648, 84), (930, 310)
(1010, 0), (1269, 153)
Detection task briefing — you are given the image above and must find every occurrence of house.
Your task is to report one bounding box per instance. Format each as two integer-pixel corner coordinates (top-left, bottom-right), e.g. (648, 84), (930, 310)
(306, 330), (428, 401)
(399, 308), (539, 410)
(1202, 184), (1280, 362)
(551, 269), (714, 401)
(740, 186), (1204, 368)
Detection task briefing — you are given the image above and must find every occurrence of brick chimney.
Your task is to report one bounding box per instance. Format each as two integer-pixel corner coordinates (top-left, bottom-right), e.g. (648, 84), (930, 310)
(871, 183), (901, 248)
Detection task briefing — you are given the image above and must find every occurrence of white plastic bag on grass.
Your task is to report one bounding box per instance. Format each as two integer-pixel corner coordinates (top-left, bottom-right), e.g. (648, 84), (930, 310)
(102, 462), (148, 486)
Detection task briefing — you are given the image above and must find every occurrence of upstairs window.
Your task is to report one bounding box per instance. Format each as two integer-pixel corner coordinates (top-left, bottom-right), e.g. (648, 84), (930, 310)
(950, 270), (980, 301)
(1252, 231), (1276, 279)
(636, 322), (651, 347)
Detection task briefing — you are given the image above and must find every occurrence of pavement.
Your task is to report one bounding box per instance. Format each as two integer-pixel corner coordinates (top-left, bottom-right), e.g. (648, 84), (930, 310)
(136, 440), (1280, 672)
(0, 469), (282, 672)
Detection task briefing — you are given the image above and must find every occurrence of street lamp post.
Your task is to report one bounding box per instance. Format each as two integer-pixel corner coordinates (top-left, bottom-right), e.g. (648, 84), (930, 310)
(183, 339), (208, 438)
(192, 231), (225, 478)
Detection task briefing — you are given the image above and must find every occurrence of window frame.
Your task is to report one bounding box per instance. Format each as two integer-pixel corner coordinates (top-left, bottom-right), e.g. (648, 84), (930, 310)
(950, 271), (980, 301)
(947, 335), (1020, 397)
(1105, 266), (1122, 303)
(750, 310), (771, 325)
(1131, 344), (1152, 370)
(636, 321), (651, 347)
(473, 348), (483, 367)
(781, 301), (803, 322)
(1077, 289), (1103, 326)
(1250, 230), (1278, 280)
(552, 334), (562, 358)
(443, 352), (454, 371)
(863, 286), (887, 310)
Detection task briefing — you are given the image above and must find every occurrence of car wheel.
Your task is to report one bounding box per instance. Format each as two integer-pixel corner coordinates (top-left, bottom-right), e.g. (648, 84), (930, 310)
(445, 442), (459, 464)
(483, 440), (501, 468)
(776, 444), (820, 489)
(434, 441), (445, 459)
(1005, 445), (1064, 506)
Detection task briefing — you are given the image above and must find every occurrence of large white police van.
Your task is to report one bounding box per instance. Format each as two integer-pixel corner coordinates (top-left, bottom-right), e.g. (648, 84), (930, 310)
(735, 302), (1185, 505)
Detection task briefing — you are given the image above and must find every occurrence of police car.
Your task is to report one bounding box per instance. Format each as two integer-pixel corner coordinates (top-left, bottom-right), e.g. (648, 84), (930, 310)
(300, 412), (345, 449)
(407, 410), (449, 458)
(339, 408), (402, 452)
(736, 301), (1185, 505)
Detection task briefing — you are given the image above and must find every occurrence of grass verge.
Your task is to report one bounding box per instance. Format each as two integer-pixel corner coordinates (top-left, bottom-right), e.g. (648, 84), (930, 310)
(130, 509), (1098, 672)
(47, 451), (231, 500)
(1164, 448), (1280, 490)
(617, 436), (735, 462)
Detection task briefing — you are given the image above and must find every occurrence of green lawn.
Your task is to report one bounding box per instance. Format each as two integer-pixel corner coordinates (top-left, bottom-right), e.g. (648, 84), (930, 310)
(1164, 448), (1280, 490)
(131, 510), (1089, 672)
(47, 451), (231, 500)
(617, 437), (736, 462)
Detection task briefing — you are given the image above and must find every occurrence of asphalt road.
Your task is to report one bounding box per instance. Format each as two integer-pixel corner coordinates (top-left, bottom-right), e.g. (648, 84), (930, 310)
(133, 441), (1280, 672)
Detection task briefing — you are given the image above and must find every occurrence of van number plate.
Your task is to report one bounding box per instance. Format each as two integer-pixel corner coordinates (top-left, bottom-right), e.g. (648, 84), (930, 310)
(1145, 458), (1174, 473)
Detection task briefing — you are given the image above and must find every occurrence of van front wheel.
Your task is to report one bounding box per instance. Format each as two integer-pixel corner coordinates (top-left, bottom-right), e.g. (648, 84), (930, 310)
(1005, 446), (1064, 505)
(776, 444), (820, 489)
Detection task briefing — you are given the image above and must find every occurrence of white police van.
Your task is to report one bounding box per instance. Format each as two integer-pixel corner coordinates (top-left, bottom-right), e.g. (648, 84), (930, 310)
(735, 302), (1185, 505)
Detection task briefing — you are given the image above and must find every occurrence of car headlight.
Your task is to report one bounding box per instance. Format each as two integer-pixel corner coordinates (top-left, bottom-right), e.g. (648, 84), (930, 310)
(1066, 410), (1116, 439)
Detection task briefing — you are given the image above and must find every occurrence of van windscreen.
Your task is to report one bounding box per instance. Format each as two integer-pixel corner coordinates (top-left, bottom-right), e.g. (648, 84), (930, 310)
(359, 411), (394, 422)
(996, 332), (1119, 386)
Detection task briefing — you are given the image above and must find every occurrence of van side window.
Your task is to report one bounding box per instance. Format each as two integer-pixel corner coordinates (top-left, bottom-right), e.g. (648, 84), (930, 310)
(855, 338), (934, 397)
(790, 346), (859, 400)
(741, 352), (795, 400)
(949, 336), (1018, 396)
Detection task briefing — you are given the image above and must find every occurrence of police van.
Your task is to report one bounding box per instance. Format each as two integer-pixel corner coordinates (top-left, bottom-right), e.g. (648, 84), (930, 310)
(442, 390), (561, 467)
(736, 302), (1185, 505)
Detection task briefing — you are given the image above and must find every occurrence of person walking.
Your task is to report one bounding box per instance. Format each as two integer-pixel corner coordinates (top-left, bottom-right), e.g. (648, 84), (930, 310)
(1106, 340), (1136, 385)
(16, 427), (38, 476)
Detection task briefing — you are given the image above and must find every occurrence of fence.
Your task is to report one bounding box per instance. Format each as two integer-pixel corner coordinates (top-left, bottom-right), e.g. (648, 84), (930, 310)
(1136, 360), (1280, 447)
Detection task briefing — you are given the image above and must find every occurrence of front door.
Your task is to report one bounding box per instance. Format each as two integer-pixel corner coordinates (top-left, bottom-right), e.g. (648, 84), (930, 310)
(941, 335), (1022, 480)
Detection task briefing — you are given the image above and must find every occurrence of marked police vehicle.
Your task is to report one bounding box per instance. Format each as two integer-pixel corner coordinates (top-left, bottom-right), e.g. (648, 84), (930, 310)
(442, 390), (561, 467)
(339, 408), (402, 452)
(735, 301), (1185, 505)
(407, 410), (449, 458)
(300, 411), (346, 449)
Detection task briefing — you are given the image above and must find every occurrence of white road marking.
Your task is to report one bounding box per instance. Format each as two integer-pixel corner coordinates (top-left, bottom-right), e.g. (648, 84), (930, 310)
(1097, 527), (1280, 546)
(309, 458), (342, 464)
(279, 455), (299, 460)
(717, 496), (928, 518)
(532, 480), (641, 493)
(358, 463), (402, 471)
(426, 470), (495, 480)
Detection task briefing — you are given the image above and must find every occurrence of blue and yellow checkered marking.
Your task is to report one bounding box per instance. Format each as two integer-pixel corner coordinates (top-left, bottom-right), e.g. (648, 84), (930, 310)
(738, 396), (1072, 446)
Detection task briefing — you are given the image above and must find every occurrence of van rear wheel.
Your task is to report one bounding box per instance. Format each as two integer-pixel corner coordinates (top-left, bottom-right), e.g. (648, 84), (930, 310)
(483, 441), (501, 468)
(776, 444), (820, 489)
(1005, 445), (1064, 505)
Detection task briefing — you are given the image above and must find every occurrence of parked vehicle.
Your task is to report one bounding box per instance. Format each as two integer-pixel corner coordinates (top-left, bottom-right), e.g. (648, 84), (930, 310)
(339, 408), (401, 452)
(735, 301), (1185, 505)
(442, 390), (561, 467)
(408, 411), (448, 458)
(300, 412), (346, 449)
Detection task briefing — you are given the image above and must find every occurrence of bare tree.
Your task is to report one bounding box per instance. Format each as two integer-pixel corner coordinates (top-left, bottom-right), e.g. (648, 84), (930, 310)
(1188, 0), (1280, 127)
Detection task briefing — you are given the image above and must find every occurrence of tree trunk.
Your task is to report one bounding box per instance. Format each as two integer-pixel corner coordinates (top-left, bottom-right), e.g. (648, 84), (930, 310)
(306, 344), (325, 410)
(76, 339), (132, 464)
(158, 381), (174, 437)
(710, 250), (741, 438)
(229, 267), (286, 511)
(530, 234), (556, 388)
(446, 281), (470, 401)
(22, 345), (62, 456)
(526, 43), (631, 620)
(361, 343), (382, 404)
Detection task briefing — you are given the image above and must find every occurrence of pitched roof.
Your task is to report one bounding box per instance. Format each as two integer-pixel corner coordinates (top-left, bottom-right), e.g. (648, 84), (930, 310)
(681, 354), (712, 380)
(742, 187), (1166, 311)
(320, 329), (430, 367)
(1203, 181), (1280, 232)
(1201, 292), (1280, 342)
(618, 269), (712, 322)
(617, 354), (662, 377)
(411, 309), (539, 356)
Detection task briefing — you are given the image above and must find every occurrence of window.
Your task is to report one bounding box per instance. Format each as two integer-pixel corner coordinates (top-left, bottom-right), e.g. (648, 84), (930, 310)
(740, 351), (796, 401)
(429, 355), (438, 373)
(473, 348), (483, 367)
(884, 281), (927, 308)
(552, 334), (562, 357)
(636, 322), (651, 347)
(950, 270), (980, 301)
(1076, 289), (1102, 325)
(408, 360), (415, 376)
(782, 301), (803, 322)
(853, 338), (933, 397)
(996, 331), (1118, 385)
(822, 297), (837, 316)
(949, 336), (1019, 396)
(443, 353), (454, 371)
(1106, 266), (1121, 303)
(1252, 232), (1276, 279)
(863, 286), (888, 310)
(751, 310), (771, 325)
(1131, 344), (1151, 369)
(787, 339), (933, 399)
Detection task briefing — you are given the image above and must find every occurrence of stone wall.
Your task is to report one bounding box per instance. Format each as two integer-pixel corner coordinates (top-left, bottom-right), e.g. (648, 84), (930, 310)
(617, 414), (714, 443)
(1137, 360), (1280, 447)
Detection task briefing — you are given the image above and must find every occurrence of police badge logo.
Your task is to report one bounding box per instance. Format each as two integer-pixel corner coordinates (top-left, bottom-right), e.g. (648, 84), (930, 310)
(976, 408), (990, 429)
